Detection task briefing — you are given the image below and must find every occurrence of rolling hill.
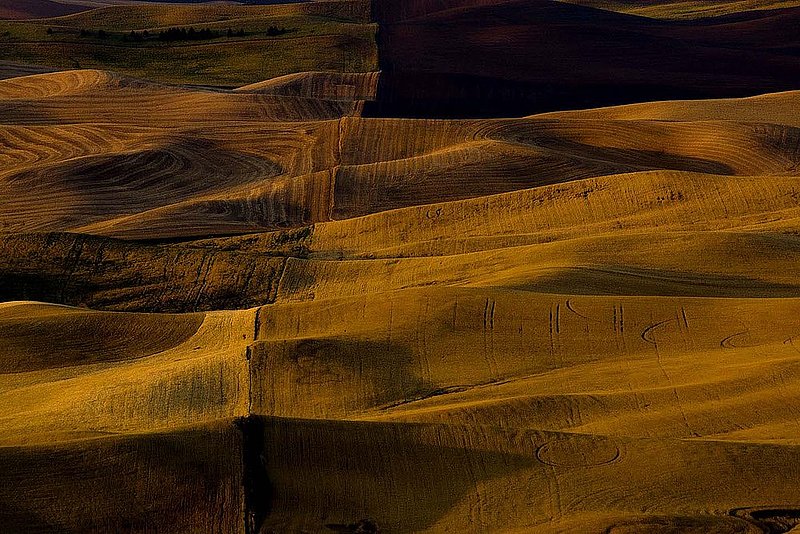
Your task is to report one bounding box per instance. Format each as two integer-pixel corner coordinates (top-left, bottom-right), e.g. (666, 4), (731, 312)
(3, 0), (800, 533)
(3, 75), (800, 530)
(2, 71), (799, 241)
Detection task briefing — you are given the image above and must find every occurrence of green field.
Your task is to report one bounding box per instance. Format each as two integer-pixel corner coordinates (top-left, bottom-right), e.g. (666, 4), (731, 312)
(0, 2), (377, 86)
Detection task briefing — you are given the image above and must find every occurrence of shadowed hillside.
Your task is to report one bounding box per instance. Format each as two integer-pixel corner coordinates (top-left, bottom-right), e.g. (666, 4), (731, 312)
(365, 0), (800, 117)
(560, 0), (800, 19)
(0, 0), (89, 20)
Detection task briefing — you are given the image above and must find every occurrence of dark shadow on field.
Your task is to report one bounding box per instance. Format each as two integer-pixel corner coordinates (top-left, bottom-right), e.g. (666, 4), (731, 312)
(0, 423), (242, 533)
(0, 308), (203, 373)
(256, 416), (537, 533)
(249, 338), (442, 415)
(0, 232), (285, 312)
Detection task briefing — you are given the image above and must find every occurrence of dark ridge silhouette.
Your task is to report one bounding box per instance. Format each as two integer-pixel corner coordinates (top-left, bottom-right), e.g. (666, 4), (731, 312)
(364, 0), (800, 118)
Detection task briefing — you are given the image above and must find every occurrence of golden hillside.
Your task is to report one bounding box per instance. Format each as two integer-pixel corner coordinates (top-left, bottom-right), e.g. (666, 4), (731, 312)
(3, 73), (800, 531)
(3, 1), (800, 533)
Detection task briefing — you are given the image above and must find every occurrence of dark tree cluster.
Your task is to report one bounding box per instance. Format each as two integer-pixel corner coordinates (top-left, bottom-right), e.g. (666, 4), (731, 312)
(72, 25), (288, 43)
(78, 29), (108, 39)
(126, 30), (150, 42)
(266, 26), (289, 36)
(157, 27), (221, 41)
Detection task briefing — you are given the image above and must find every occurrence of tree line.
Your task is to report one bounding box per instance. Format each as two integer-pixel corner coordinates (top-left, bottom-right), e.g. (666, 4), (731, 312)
(67, 26), (291, 42)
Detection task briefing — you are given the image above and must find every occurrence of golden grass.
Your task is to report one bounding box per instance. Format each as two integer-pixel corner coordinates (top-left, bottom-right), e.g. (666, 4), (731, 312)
(3, 74), (800, 241)
(535, 90), (800, 127)
(4, 68), (800, 532)
(0, 303), (253, 445)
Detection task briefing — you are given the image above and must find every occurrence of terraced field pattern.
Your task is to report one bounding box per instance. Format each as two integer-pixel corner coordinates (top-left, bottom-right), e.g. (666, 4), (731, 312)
(3, 0), (800, 532)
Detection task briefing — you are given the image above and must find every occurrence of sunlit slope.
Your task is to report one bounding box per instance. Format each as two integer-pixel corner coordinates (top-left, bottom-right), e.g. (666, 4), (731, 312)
(267, 232), (800, 303)
(0, 71), (344, 239)
(5, 167), (800, 310)
(215, 171), (800, 258)
(0, 301), (252, 530)
(237, 71), (380, 100)
(3, 80), (800, 240)
(244, 278), (800, 532)
(5, 228), (800, 313)
(0, 70), (365, 124)
(251, 288), (800, 433)
(331, 114), (800, 218)
(0, 302), (253, 444)
(0, 301), (203, 373)
(536, 90), (800, 127)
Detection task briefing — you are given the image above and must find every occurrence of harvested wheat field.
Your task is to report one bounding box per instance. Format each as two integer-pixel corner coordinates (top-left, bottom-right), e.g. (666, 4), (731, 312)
(2, 0), (800, 532)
